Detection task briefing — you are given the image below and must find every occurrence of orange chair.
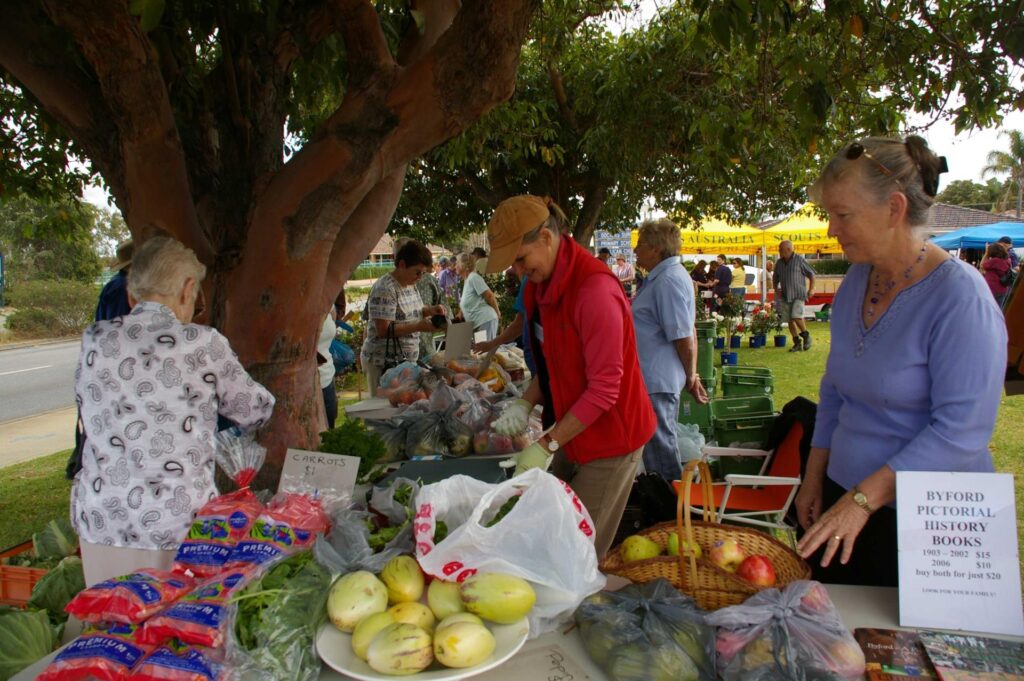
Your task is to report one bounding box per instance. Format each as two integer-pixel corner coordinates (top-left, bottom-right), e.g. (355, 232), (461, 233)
(673, 421), (803, 531)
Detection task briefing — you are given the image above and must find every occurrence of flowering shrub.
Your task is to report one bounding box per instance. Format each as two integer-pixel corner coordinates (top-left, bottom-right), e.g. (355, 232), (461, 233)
(748, 308), (773, 336)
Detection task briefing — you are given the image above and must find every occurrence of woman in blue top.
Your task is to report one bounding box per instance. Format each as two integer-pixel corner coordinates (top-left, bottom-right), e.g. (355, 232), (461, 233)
(795, 136), (1007, 587)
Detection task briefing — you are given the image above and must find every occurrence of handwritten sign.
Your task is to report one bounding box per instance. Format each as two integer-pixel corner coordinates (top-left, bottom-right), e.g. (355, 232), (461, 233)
(485, 644), (593, 681)
(897, 471), (1024, 636)
(444, 321), (473, 361)
(279, 448), (358, 501)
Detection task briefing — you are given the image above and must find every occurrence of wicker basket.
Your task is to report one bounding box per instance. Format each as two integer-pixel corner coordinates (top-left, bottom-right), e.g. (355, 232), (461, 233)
(600, 460), (810, 611)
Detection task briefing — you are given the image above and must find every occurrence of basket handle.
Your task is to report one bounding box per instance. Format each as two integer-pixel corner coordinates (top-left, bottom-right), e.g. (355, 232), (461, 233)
(676, 460), (717, 583)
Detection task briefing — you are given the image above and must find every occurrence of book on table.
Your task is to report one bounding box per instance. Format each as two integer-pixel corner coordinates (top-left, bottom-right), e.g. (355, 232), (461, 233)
(854, 628), (938, 680)
(917, 631), (1024, 681)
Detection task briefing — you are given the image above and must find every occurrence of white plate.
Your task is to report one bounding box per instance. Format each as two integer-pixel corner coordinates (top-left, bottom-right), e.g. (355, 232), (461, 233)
(316, 618), (530, 681)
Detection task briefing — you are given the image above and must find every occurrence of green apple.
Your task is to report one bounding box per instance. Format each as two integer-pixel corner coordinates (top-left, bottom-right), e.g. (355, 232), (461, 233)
(666, 532), (703, 559)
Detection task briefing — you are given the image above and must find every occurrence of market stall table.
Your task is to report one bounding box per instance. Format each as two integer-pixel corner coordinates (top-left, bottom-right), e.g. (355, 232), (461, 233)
(17, 581), (1021, 681)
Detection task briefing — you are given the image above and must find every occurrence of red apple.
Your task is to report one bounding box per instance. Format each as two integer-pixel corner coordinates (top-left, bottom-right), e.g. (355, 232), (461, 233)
(799, 581), (833, 614)
(826, 639), (866, 679)
(736, 555), (777, 586)
(708, 538), (747, 572)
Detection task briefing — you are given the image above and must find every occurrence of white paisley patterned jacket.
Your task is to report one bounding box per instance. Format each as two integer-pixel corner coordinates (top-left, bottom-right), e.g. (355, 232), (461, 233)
(71, 301), (275, 550)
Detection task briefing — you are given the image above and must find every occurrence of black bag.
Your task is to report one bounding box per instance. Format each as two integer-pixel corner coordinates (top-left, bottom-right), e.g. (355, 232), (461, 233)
(1000, 268), (1016, 287)
(65, 412), (86, 480)
(381, 321), (402, 372)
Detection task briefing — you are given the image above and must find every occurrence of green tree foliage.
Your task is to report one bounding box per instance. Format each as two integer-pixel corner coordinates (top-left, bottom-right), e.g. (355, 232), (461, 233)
(983, 130), (1024, 217)
(0, 195), (102, 284)
(394, 0), (1024, 245)
(935, 179), (1006, 211)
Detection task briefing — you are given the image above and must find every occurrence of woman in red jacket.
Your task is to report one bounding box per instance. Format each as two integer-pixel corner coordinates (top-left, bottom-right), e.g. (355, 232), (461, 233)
(485, 195), (656, 558)
(981, 241), (1012, 306)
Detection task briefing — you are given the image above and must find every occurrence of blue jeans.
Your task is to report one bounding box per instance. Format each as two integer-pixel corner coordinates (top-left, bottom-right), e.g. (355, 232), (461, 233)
(643, 392), (682, 482)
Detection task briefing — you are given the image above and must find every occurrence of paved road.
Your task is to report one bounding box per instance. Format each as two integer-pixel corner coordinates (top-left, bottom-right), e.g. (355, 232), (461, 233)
(0, 340), (80, 424)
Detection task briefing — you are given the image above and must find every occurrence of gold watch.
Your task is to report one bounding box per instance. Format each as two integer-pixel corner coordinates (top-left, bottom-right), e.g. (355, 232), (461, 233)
(851, 487), (873, 515)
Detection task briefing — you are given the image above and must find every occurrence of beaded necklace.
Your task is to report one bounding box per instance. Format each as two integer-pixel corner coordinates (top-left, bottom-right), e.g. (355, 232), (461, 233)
(866, 242), (928, 321)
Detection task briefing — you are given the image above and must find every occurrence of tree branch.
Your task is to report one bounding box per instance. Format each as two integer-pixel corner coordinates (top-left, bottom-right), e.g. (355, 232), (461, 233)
(0, 2), (122, 199)
(337, 0), (397, 89)
(39, 0), (212, 262)
(459, 168), (504, 207)
(573, 177), (608, 245)
(547, 64), (580, 132)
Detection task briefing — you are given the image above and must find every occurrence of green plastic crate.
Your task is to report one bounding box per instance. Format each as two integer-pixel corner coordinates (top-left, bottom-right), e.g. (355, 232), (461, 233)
(714, 413), (776, 449)
(696, 325), (717, 381)
(709, 395), (775, 421)
(678, 391), (713, 435)
(721, 366), (775, 397)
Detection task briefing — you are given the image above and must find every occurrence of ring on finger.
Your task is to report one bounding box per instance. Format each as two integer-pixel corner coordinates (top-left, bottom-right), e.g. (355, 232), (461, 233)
(832, 535), (842, 542)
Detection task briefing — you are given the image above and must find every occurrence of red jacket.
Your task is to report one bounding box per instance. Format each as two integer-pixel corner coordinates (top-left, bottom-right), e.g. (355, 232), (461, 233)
(524, 236), (655, 464)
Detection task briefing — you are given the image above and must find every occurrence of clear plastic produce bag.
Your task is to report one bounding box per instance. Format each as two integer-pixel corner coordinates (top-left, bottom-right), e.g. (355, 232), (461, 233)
(376, 361), (427, 405)
(414, 469), (606, 636)
(707, 580), (865, 681)
(574, 579), (717, 681)
(404, 411), (449, 457)
(313, 508), (413, 574)
(369, 477), (420, 525)
(676, 422), (706, 464)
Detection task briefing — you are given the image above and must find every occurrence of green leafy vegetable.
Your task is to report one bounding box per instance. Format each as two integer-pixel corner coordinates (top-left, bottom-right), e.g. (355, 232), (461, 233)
(27, 556), (85, 628)
(364, 518), (408, 552)
(32, 519), (78, 561)
(433, 520), (449, 544)
(232, 551), (332, 680)
(0, 608), (55, 680)
(393, 483), (414, 508)
(319, 420), (389, 484)
(485, 496), (520, 528)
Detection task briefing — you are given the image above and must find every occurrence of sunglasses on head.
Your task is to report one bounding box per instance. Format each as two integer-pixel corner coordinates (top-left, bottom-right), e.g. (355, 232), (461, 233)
(845, 141), (950, 196)
(845, 142), (893, 177)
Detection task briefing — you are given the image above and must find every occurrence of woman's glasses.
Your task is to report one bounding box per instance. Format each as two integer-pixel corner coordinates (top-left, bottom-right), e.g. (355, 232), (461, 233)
(845, 142), (893, 177)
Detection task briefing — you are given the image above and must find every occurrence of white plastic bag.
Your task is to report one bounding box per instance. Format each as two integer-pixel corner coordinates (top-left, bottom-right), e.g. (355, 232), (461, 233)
(413, 469), (606, 637)
(676, 422), (706, 464)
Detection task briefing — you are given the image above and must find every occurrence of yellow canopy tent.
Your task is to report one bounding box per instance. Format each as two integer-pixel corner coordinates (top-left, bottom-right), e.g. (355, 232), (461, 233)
(630, 216), (765, 255)
(762, 204), (843, 255)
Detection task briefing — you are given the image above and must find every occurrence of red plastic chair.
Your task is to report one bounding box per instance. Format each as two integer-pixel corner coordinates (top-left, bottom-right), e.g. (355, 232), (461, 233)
(673, 422), (803, 531)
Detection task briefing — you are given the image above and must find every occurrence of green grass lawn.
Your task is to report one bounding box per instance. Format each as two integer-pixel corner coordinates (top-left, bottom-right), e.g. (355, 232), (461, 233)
(724, 320), (1024, 570)
(0, 450), (73, 550)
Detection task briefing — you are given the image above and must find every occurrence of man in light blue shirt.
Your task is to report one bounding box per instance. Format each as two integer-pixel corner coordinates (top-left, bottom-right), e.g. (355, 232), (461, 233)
(632, 219), (709, 481)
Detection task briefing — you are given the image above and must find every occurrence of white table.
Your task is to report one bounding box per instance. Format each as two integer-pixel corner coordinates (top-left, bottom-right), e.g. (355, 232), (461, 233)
(13, 583), (1018, 680)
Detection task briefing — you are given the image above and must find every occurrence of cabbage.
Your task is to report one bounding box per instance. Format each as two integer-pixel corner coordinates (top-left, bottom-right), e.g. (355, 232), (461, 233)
(0, 608), (55, 680)
(27, 556), (85, 628)
(31, 519), (78, 561)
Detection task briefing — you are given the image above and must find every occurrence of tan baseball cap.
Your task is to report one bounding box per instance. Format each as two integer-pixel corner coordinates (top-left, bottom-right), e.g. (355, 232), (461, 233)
(485, 195), (550, 274)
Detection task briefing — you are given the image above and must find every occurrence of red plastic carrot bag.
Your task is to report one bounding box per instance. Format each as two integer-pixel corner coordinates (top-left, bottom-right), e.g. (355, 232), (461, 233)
(138, 569), (254, 649)
(37, 623), (152, 681)
(129, 639), (224, 681)
(174, 432), (267, 578)
(65, 570), (195, 624)
(223, 493), (330, 572)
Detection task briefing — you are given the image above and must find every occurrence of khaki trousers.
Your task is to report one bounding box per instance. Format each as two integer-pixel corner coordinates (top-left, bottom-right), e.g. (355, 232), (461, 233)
(551, 447), (642, 560)
(80, 540), (177, 587)
(364, 363), (383, 397)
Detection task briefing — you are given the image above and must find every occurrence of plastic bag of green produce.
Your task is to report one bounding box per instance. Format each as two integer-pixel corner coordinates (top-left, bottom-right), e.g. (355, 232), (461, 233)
(574, 578), (716, 681)
(313, 508), (412, 575)
(227, 551), (332, 681)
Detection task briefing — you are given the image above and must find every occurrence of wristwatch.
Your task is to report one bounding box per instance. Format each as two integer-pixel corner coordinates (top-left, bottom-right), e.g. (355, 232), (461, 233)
(850, 487), (873, 515)
(542, 435), (560, 453)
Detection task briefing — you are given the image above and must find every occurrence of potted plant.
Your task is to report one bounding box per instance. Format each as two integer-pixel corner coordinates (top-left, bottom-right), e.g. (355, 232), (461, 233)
(718, 294), (745, 349)
(712, 313), (726, 349)
(748, 306), (772, 348)
(769, 303), (788, 347)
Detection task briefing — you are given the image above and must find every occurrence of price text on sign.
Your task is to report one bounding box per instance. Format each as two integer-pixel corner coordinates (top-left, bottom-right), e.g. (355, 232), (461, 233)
(897, 471), (1024, 636)
(279, 448), (358, 499)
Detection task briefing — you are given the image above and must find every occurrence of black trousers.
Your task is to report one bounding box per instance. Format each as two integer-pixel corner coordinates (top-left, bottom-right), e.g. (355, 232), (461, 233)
(323, 384), (338, 430)
(803, 476), (899, 587)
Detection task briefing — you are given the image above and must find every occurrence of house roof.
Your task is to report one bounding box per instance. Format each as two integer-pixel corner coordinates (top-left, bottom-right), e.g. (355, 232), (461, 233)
(926, 203), (1024, 236)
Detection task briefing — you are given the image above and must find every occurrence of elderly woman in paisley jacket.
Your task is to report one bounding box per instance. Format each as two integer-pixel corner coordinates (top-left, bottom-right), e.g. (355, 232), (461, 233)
(72, 236), (275, 586)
